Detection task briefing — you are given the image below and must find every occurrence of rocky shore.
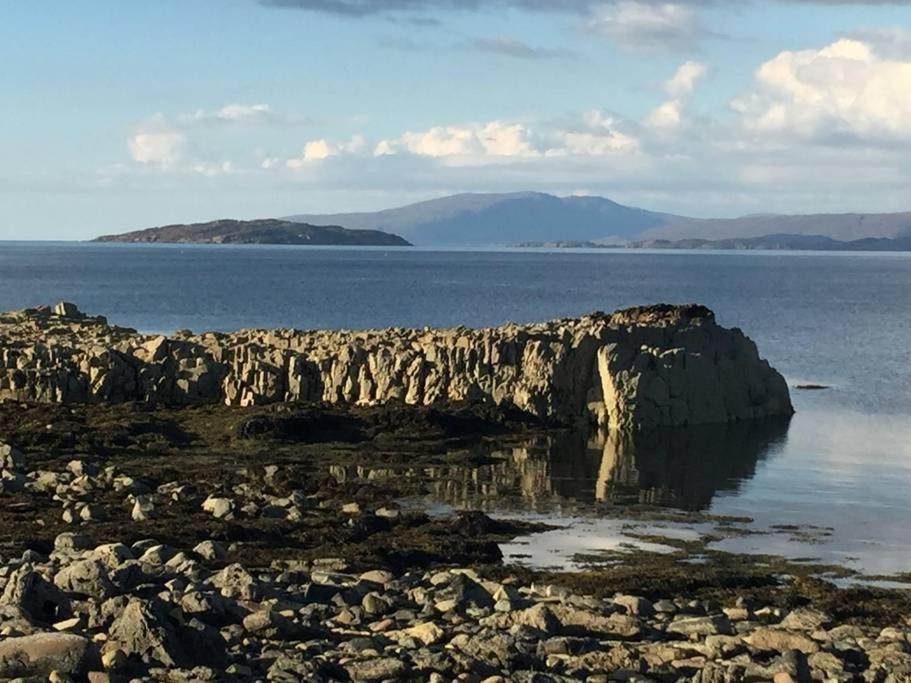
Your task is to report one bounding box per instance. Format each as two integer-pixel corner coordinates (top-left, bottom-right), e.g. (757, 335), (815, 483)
(4, 527), (910, 682)
(1, 401), (909, 682)
(2, 306), (906, 682)
(0, 303), (792, 431)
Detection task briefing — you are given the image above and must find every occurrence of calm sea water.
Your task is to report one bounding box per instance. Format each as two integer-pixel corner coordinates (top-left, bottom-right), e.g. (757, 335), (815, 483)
(2, 242), (910, 577)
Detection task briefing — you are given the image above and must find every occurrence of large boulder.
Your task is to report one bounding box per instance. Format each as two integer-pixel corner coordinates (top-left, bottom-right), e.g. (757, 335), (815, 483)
(0, 632), (100, 678)
(0, 566), (70, 624)
(107, 598), (225, 669)
(54, 559), (117, 600)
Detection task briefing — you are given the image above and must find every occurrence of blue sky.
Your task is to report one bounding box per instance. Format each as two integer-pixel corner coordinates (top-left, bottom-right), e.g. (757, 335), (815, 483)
(2, 1), (911, 239)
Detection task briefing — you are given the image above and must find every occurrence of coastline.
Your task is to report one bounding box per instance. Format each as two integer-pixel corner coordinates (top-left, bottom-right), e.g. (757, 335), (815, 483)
(1, 401), (909, 681)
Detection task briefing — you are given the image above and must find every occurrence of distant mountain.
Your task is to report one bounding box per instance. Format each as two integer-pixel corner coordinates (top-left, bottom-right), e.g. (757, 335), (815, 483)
(286, 192), (911, 247)
(286, 192), (672, 247)
(515, 234), (911, 252)
(93, 219), (412, 247)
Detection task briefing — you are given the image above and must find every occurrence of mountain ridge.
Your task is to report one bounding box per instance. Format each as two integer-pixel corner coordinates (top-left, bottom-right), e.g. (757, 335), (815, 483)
(286, 192), (911, 247)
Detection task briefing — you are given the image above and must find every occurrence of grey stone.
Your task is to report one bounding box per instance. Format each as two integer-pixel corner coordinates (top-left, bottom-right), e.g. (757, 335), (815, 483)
(345, 656), (409, 681)
(667, 615), (734, 637)
(54, 560), (116, 600)
(0, 633), (99, 678)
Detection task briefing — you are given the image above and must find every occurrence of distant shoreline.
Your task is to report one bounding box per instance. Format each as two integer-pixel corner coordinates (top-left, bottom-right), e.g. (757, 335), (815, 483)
(512, 234), (911, 252)
(2, 240), (911, 255)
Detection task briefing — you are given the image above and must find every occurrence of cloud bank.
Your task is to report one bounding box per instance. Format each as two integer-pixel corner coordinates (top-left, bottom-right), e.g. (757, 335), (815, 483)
(115, 36), (911, 217)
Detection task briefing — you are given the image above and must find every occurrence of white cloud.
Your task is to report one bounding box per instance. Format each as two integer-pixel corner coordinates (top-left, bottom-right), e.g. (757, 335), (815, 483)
(286, 136), (368, 167)
(372, 116), (640, 164)
(549, 111), (640, 155)
(732, 38), (911, 141)
(373, 139), (398, 157)
(180, 103), (285, 126)
(646, 100), (682, 130)
(215, 103), (273, 122)
(190, 161), (236, 177)
(664, 60), (707, 97)
(844, 27), (911, 60)
(287, 139), (339, 167)
(586, 2), (703, 52)
(555, 130), (639, 155)
(376, 121), (538, 162)
(646, 61), (707, 131)
(346, 134), (368, 155)
(112, 37), (911, 222)
(128, 122), (185, 166)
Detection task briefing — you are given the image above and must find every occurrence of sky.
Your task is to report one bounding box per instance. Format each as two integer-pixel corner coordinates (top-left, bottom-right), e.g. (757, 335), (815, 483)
(2, 1), (911, 239)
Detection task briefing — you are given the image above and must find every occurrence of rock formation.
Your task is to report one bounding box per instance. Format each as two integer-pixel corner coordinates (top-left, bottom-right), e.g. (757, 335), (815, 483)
(0, 303), (792, 431)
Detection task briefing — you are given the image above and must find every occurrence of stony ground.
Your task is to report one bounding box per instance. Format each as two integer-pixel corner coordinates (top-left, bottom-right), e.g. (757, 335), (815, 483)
(1, 402), (910, 682)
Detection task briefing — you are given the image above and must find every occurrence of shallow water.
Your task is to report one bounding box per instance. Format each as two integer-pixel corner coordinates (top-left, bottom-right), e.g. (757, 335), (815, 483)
(2, 242), (910, 576)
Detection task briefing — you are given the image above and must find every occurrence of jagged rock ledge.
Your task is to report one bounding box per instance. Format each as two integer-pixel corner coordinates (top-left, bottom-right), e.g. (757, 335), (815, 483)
(0, 302), (792, 431)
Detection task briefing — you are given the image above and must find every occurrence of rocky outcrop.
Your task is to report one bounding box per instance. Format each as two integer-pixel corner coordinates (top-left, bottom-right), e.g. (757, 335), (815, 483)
(0, 303), (792, 430)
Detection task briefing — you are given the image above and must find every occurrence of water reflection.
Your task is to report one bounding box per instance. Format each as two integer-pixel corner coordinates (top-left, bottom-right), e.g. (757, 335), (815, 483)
(332, 417), (791, 513)
(592, 418), (791, 509)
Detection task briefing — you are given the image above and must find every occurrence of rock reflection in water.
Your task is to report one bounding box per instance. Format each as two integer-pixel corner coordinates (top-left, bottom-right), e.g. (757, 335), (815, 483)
(331, 418), (791, 512)
(589, 418), (791, 509)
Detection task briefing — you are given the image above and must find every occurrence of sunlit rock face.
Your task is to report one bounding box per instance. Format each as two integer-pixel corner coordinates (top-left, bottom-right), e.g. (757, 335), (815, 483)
(0, 303), (792, 431)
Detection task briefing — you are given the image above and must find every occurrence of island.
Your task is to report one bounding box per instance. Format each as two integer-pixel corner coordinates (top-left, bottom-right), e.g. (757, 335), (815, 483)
(93, 218), (412, 247)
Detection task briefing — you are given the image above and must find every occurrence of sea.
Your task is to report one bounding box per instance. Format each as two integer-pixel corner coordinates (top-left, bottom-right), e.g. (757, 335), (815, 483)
(2, 242), (910, 579)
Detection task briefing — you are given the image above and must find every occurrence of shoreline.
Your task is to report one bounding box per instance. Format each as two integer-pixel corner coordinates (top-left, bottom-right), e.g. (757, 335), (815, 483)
(1, 401), (909, 681)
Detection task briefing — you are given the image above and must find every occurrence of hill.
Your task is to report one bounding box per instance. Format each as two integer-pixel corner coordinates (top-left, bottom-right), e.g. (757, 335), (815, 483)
(644, 213), (911, 243)
(286, 192), (911, 247)
(286, 192), (672, 247)
(93, 219), (412, 247)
